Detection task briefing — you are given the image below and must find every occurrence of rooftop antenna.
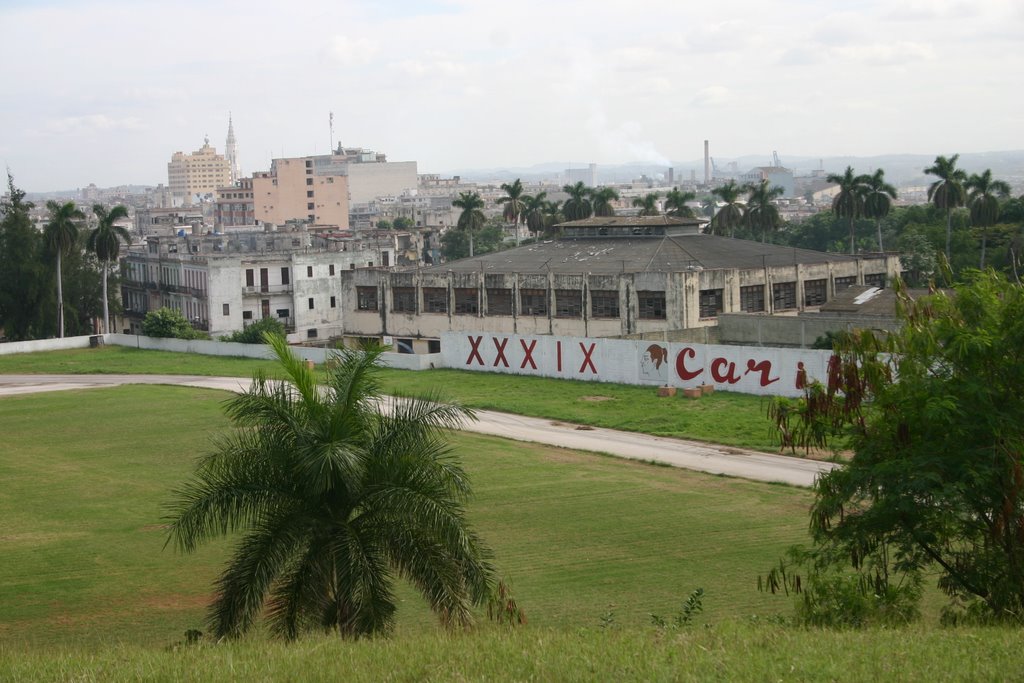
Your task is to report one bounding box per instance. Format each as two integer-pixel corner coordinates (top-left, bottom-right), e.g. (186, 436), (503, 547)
(329, 112), (334, 153)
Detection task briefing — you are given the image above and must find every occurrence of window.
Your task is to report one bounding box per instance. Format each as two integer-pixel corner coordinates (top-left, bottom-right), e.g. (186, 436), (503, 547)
(276, 308), (290, 318)
(699, 289), (724, 318)
(305, 160), (312, 167)
(307, 202), (315, 210)
(555, 289), (582, 318)
(520, 289), (548, 316)
(454, 288), (478, 315)
(804, 278), (827, 306)
(864, 273), (886, 289)
(427, 339), (441, 354)
(638, 291), (666, 319)
(393, 287), (416, 313)
(242, 310), (253, 320)
(423, 287), (448, 313)
(245, 269), (254, 287)
(396, 339), (414, 354)
(307, 266), (313, 277)
(330, 296), (336, 308)
(280, 267), (290, 285)
(772, 282), (797, 310)
(487, 288), (513, 315)
(306, 190), (314, 198)
(308, 297), (315, 310)
(590, 290), (619, 318)
(307, 328), (318, 339)
(306, 178), (313, 186)
(350, 264), (356, 270)
(223, 303), (230, 316)
(329, 264), (335, 276)
(357, 286), (378, 311)
(835, 275), (856, 290)
(740, 285), (765, 312)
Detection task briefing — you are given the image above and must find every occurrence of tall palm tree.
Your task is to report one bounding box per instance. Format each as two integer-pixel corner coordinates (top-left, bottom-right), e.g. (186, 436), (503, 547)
(860, 169), (897, 253)
(632, 192), (660, 216)
(452, 191), (486, 258)
(44, 200), (85, 338)
(166, 335), (496, 640)
(710, 180), (745, 237)
(561, 182), (593, 220)
(966, 168), (1011, 268)
(745, 180), (784, 243)
(664, 188), (696, 218)
(87, 204), (130, 334)
(590, 186), (620, 217)
(826, 166), (865, 255)
(924, 154), (968, 260)
(522, 191), (547, 236)
(543, 199), (564, 235)
(496, 178), (526, 246)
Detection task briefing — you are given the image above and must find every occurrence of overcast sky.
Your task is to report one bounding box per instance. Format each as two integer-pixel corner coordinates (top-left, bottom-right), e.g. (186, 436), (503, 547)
(1, 0), (1021, 191)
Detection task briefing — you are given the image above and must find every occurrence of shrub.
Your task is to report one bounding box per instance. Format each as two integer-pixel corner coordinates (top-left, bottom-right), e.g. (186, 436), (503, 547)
(220, 317), (286, 344)
(142, 307), (207, 340)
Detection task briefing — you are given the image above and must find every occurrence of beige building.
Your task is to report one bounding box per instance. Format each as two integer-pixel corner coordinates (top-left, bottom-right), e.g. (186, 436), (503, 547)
(167, 138), (233, 205)
(251, 158), (350, 229)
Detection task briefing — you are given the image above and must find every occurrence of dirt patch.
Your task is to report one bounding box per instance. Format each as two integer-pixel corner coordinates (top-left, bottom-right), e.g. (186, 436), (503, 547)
(139, 524), (169, 532)
(575, 425), (595, 431)
(579, 395), (615, 402)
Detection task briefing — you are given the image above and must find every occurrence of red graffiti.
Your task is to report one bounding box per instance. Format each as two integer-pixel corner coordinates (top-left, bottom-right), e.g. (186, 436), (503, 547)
(466, 336), (484, 366)
(795, 361), (807, 390)
(745, 359), (780, 387)
(675, 347), (703, 381)
(520, 339), (538, 370)
(493, 337), (509, 368)
(710, 357), (742, 384)
(579, 342), (597, 374)
(557, 341), (563, 372)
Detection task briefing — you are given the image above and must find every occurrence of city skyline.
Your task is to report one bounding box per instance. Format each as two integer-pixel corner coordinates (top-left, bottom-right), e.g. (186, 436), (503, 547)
(1, 0), (1021, 192)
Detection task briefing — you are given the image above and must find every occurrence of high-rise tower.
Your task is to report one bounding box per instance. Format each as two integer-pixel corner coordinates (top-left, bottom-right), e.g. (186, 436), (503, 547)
(225, 114), (240, 183)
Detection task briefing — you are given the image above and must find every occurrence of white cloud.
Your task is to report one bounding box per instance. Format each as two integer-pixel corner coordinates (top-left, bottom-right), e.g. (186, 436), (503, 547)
(328, 35), (380, 66)
(691, 86), (732, 108)
(31, 115), (146, 137)
(834, 41), (935, 66)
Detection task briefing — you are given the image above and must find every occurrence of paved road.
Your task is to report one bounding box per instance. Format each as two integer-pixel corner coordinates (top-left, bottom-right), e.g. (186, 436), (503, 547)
(0, 374), (835, 487)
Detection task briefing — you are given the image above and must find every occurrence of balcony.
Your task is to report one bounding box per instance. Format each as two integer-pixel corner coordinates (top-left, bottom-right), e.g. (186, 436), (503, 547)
(242, 284), (293, 296)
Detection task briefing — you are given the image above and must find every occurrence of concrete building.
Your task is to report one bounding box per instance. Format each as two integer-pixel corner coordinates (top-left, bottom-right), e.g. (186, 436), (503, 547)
(337, 216), (900, 353)
(251, 158), (350, 228)
(167, 138), (233, 205)
(214, 176), (256, 229)
(308, 145), (418, 205)
(564, 163), (597, 187)
(740, 166), (795, 198)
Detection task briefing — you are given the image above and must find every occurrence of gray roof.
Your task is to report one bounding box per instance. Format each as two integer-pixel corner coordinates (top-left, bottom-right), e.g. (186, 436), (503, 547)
(423, 234), (860, 276)
(554, 215), (704, 228)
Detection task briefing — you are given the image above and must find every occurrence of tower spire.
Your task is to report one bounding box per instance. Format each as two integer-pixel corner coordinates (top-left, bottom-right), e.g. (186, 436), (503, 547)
(225, 113), (239, 183)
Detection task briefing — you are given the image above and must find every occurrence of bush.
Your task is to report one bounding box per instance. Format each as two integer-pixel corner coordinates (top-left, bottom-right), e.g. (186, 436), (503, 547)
(220, 317), (286, 344)
(141, 307), (207, 340)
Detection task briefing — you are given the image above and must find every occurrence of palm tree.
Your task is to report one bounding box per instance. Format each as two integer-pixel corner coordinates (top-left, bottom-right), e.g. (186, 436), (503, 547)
(710, 180), (745, 237)
(87, 204), (130, 334)
(166, 335), (496, 640)
(664, 188), (696, 218)
(522, 191), (547, 237)
(632, 192), (660, 216)
(590, 186), (620, 217)
(826, 166), (865, 255)
(561, 182), (593, 220)
(966, 169), (1011, 268)
(496, 178), (526, 246)
(452, 191), (486, 258)
(745, 180), (784, 243)
(860, 169), (897, 253)
(924, 154), (968, 260)
(543, 199), (564, 235)
(44, 200), (85, 338)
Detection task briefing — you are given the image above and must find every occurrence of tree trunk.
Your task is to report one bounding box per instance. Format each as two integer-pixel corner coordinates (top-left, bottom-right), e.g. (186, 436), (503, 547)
(101, 259), (110, 334)
(876, 219), (884, 253)
(469, 232), (474, 258)
(56, 250), (64, 338)
(849, 216), (855, 255)
(945, 209), (953, 260)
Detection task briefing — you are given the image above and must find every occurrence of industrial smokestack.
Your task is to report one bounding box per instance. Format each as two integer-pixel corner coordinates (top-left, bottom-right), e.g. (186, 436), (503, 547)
(704, 140), (710, 185)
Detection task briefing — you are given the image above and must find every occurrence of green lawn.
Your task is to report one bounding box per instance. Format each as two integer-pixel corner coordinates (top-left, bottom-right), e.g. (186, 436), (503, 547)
(0, 345), (276, 377)
(0, 385), (810, 647)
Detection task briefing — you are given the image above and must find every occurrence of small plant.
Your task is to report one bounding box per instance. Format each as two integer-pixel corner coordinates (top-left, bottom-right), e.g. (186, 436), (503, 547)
(650, 588), (705, 630)
(486, 580), (526, 626)
(599, 609), (616, 629)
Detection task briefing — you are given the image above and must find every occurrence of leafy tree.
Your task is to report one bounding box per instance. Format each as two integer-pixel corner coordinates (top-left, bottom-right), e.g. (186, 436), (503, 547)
(142, 306), (206, 339)
(452, 191), (486, 258)
(522, 191), (547, 236)
(745, 180), (784, 243)
(965, 169), (1011, 269)
(925, 154), (968, 261)
(166, 335), (498, 639)
(0, 173), (47, 341)
(441, 220), (505, 261)
(392, 216), (414, 230)
(375, 219), (392, 230)
(221, 316), (286, 343)
(561, 182), (593, 220)
(632, 192), (660, 216)
(664, 188), (696, 218)
(44, 200), (85, 338)
(710, 180), (745, 237)
(543, 199), (564, 235)
(87, 204), (130, 334)
(497, 178), (526, 245)
(590, 186), (620, 217)
(767, 271), (1024, 623)
(826, 166), (865, 255)
(860, 169), (897, 253)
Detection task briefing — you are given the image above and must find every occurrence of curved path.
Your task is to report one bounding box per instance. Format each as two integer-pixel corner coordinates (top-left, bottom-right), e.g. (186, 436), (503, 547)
(0, 374), (835, 487)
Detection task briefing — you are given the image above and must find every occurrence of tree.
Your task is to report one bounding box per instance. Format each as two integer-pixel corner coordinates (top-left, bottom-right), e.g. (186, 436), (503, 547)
(745, 180), (784, 243)
(87, 204), (130, 334)
(375, 219), (392, 230)
(860, 169), (897, 253)
(632, 192), (660, 216)
(44, 200), (85, 338)
(590, 186), (620, 217)
(441, 220), (505, 261)
(451, 192), (486, 258)
(767, 271), (1024, 623)
(221, 316), (285, 343)
(561, 182), (593, 220)
(392, 216), (414, 230)
(166, 335), (498, 639)
(142, 306), (206, 339)
(965, 169), (1011, 269)
(826, 166), (865, 255)
(543, 199), (564, 235)
(664, 188), (696, 218)
(925, 154), (968, 261)
(0, 173), (47, 341)
(710, 180), (745, 237)
(497, 178), (526, 245)
(522, 191), (547, 237)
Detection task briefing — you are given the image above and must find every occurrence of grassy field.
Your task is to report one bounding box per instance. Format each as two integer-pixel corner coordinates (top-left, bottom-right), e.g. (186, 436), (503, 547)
(0, 385), (811, 648)
(0, 346), (782, 451)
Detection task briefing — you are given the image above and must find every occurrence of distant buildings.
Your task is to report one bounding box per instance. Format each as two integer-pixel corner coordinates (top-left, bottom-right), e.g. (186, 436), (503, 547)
(167, 138), (233, 205)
